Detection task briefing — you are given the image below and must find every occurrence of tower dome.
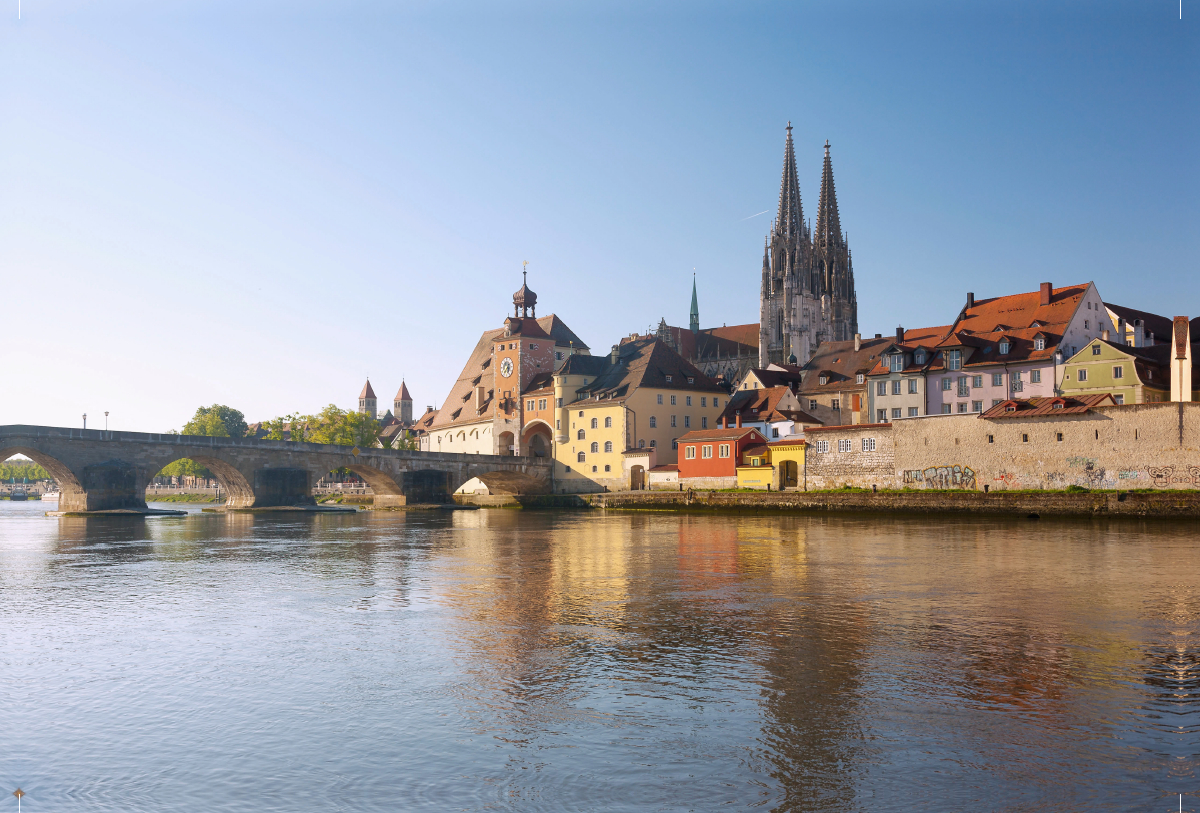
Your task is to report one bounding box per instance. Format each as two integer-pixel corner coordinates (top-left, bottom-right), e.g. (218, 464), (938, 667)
(513, 269), (537, 317)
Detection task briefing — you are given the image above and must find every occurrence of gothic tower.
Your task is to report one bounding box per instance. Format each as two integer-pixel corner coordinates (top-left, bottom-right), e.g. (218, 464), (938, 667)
(758, 125), (858, 367)
(689, 274), (700, 334)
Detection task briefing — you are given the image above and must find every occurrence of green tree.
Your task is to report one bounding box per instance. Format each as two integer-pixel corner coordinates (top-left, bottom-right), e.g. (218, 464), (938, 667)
(158, 459), (212, 479)
(262, 413), (300, 441)
(300, 405), (381, 448)
(182, 405), (247, 438)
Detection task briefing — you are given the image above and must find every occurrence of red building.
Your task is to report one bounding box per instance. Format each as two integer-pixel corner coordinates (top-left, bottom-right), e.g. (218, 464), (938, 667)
(676, 426), (768, 486)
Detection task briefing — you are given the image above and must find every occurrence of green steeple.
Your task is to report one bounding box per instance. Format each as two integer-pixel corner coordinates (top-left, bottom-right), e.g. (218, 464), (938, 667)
(689, 274), (700, 334)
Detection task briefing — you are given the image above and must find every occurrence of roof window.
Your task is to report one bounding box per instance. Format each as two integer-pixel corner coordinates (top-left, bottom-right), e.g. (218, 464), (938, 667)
(999, 340), (1011, 354)
(688, 377), (695, 384)
(665, 375), (673, 383)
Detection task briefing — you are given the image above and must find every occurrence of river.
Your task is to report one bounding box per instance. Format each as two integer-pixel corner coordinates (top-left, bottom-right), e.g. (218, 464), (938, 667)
(0, 501), (1195, 812)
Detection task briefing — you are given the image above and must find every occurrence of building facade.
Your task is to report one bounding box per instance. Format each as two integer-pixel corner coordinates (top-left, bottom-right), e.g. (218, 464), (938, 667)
(759, 124), (858, 368)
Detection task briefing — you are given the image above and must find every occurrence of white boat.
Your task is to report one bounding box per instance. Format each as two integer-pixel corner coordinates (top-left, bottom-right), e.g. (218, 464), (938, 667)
(41, 490), (60, 502)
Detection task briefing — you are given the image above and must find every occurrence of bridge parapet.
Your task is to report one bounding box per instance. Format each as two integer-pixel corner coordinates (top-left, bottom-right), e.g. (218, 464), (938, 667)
(0, 425), (552, 512)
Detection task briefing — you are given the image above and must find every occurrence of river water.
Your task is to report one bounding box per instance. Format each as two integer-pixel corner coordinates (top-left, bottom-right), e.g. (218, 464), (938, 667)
(0, 501), (1195, 812)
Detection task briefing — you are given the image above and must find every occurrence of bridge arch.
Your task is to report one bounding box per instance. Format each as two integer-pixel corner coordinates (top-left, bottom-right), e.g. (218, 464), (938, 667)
(147, 454), (257, 509)
(521, 420), (553, 459)
(1, 446), (86, 510)
(313, 461), (407, 507)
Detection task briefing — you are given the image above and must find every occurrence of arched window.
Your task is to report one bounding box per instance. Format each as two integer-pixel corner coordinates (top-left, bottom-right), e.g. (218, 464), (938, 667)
(649, 416), (657, 428)
(604, 416), (612, 428)
(590, 418), (598, 429)
(577, 451), (586, 463)
(604, 441), (613, 453)
(649, 439), (657, 448)
(639, 439), (645, 448)
(590, 442), (598, 453)
(577, 429), (585, 440)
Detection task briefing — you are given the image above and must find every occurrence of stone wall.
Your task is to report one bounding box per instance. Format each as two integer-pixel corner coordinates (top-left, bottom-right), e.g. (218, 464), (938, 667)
(892, 402), (1200, 491)
(804, 424), (896, 489)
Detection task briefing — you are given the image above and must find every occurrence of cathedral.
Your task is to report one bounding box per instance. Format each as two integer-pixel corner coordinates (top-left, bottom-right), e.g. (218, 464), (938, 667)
(759, 124), (859, 367)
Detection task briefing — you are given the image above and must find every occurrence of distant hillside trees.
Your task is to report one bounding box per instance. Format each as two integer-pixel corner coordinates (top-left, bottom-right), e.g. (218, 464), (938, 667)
(1, 461), (53, 481)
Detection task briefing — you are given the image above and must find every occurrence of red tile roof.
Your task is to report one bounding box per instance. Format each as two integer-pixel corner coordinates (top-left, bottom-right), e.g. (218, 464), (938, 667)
(395, 381), (412, 402)
(797, 337), (892, 394)
(806, 422), (891, 433)
(718, 386), (822, 426)
(359, 379), (377, 400)
(705, 323), (760, 347)
(979, 393), (1116, 419)
(677, 426), (767, 443)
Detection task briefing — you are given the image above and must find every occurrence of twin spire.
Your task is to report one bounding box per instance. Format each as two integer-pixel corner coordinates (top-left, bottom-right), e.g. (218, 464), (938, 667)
(774, 125), (843, 250)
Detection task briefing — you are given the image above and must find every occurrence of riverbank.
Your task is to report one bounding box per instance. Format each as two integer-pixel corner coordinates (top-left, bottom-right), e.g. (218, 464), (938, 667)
(146, 493), (226, 503)
(576, 488), (1200, 518)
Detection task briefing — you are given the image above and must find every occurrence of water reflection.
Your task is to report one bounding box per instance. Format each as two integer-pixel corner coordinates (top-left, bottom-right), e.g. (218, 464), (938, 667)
(0, 503), (1195, 812)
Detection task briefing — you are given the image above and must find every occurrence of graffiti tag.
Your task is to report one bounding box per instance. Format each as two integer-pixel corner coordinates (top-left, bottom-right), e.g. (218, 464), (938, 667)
(921, 465), (977, 490)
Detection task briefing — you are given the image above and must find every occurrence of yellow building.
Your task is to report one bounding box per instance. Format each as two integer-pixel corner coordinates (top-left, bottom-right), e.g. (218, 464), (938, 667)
(733, 437), (807, 490)
(553, 338), (728, 492)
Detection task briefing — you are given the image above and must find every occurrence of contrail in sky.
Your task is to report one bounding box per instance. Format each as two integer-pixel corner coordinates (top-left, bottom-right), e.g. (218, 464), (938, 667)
(740, 210), (769, 221)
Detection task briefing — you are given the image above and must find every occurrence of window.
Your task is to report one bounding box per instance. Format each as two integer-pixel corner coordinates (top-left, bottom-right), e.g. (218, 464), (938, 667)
(639, 439), (645, 448)
(684, 416), (691, 428)
(665, 375), (672, 383)
(556, 398), (563, 408)
(649, 416), (657, 428)
(908, 379), (918, 394)
(890, 354), (904, 372)
(942, 378), (952, 391)
(987, 434), (994, 444)
(538, 398), (547, 410)
(1030, 370), (1041, 384)
(838, 439), (852, 453)
(810, 399), (818, 410)
(590, 442), (598, 453)
(772, 428), (780, 437)
(908, 407), (919, 417)
(604, 416), (612, 428)
(577, 452), (586, 462)
(1056, 432), (1063, 442)
(555, 351), (563, 361)
(856, 374), (864, 384)
(686, 396), (693, 406)
(946, 350), (962, 370)
(604, 441), (613, 453)
(1092, 344), (1101, 355)
(1034, 337), (1045, 351)
(819, 375), (829, 385)
(892, 380), (902, 395)
(972, 375), (983, 388)
(670, 415), (677, 427)
(972, 401), (982, 413)
(1078, 369), (1088, 382)
(1113, 366), (1124, 379)
(1021, 433), (1029, 443)
(714, 398), (720, 408)
(991, 373), (1002, 387)
(1084, 319), (1090, 330)
(701, 397), (707, 407)
(1114, 394), (1125, 405)
(604, 465), (611, 472)
(685, 445), (696, 459)
(877, 409), (887, 422)
(992, 399), (1003, 407)
(942, 404), (952, 414)
(701, 417), (709, 429)
(578, 411), (584, 417)
(831, 400), (839, 411)
(577, 429), (586, 440)
(590, 418), (598, 429)
(957, 402), (968, 413)
(526, 399), (535, 411)
(862, 437), (876, 452)
(915, 351), (926, 365)
(892, 408), (902, 419)
(649, 439), (657, 447)
(718, 444), (730, 458)
(701, 445), (713, 459)
(670, 395), (677, 406)
(813, 440), (830, 453)
(877, 381), (887, 396)
(565, 465), (571, 472)
(555, 419), (561, 430)
(672, 438), (679, 449)
(592, 466), (598, 473)
(688, 377), (695, 385)
(957, 377), (969, 397)
(999, 340), (1011, 355)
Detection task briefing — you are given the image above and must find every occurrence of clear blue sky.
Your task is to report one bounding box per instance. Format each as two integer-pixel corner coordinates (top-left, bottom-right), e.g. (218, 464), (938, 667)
(2, 0), (1196, 431)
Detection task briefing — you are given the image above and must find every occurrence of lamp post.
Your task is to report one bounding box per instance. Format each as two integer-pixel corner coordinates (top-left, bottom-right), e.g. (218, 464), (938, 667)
(82, 413), (87, 430)
(105, 411), (109, 431)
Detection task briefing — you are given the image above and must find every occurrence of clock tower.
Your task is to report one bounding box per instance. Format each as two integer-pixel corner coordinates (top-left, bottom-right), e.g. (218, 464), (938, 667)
(491, 270), (554, 454)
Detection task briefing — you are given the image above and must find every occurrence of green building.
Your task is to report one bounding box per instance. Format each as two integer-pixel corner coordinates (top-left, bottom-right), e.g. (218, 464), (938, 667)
(1060, 339), (1171, 404)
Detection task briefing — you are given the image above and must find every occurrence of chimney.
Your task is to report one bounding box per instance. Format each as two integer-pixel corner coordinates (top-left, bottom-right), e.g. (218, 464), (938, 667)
(735, 411), (742, 428)
(1171, 316), (1192, 402)
(1102, 328), (1110, 342)
(1040, 282), (1052, 306)
(854, 333), (861, 352)
(896, 326), (905, 343)
(966, 292), (975, 309)
(1117, 317), (1127, 345)
(874, 333), (882, 339)
(610, 344), (620, 364)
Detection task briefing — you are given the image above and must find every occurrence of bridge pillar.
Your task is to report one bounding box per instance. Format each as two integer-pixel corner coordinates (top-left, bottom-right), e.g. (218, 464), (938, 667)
(250, 467), (317, 508)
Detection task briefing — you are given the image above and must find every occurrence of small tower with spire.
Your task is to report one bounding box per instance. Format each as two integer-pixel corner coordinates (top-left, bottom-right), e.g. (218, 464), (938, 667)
(689, 274), (700, 334)
(394, 381), (413, 424)
(358, 379), (377, 419)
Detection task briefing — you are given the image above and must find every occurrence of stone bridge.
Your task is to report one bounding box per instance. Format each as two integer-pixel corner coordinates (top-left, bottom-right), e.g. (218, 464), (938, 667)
(0, 425), (552, 512)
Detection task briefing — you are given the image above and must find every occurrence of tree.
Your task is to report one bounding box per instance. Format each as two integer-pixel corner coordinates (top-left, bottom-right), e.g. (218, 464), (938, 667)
(298, 405), (381, 448)
(158, 459), (212, 479)
(182, 405), (247, 438)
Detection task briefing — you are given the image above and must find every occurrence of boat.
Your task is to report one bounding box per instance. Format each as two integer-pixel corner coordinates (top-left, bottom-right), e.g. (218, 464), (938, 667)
(10, 486), (27, 501)
(41, 490), (60, 502)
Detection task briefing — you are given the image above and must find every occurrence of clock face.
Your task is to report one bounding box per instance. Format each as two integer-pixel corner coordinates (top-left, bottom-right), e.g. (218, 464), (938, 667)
(500, 358), (514, 378)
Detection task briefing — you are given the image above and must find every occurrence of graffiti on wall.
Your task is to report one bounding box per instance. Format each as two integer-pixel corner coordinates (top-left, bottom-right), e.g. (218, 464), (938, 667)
(1065, 456), (1114, 489)
(1146, 465), (1200, 487)
(920, 465), (977, 490)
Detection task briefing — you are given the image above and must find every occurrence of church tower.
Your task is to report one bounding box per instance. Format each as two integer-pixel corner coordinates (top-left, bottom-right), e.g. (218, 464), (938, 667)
(358, 379), (377, 419)
(758, 125), (858, 367)
(394, 381), (413, 424)
(689, 275), (700, 334)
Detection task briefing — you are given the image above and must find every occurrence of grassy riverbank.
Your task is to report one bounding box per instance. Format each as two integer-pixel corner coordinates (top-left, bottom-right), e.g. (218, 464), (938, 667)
(146, 493), (226, 503)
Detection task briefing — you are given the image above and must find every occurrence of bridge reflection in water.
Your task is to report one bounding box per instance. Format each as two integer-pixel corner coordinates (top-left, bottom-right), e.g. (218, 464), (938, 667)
(0, 425), (551, 512)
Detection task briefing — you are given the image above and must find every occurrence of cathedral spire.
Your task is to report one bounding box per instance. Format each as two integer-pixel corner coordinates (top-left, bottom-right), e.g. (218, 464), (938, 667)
(774, 122), (804, 242)
(689, 273), (700, 334)
(814, 140), (843, 252)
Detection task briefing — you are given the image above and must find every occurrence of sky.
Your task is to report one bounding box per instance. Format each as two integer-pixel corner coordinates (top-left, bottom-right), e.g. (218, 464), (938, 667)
(1, 0), (1196, 432)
